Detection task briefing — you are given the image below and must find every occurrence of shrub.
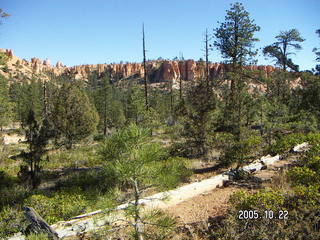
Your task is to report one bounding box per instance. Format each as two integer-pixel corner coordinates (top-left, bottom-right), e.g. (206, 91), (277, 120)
(305, 133), (320, 145)
(0, 184), (29, 209)
(25, 190), (87, 224)
(219, 135), (262, 168)
(0, 206), (26, 239)
(153, 157), (192, 190)
(229, 189), (286, 211)
(293, 185), (320, 207)
(26, 233), (49, 240)
(287, 167), (319, 186)
(268, 133), (306, 155)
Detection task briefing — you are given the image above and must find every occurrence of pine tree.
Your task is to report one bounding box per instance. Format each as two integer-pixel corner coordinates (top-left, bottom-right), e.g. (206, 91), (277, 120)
(11, 79), (43, 127)
(100, 124), (189, 240)
(53, 83), (99, 149)
(182, 80), (217, 156)
(313, 29), (320, 74)
(263, 29), (304, 72)
(213, 2), (260, 139)
(18, 110), (50, 189)
(127, 86), (145, 124)
(0, 75), (13, 130)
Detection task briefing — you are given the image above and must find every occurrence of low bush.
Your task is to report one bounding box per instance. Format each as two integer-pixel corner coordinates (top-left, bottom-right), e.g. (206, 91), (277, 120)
(0, 206), (26, 239)
(153, 157), (192, 190)
(219, 135), (262, 168)
(287, 166), (318, 186)
(24, 190), (87, 224)
(268, 133), (305, 155)
(229, 189), (286, 212)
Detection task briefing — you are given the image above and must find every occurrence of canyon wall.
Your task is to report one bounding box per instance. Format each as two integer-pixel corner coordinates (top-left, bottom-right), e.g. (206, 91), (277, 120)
(1, 48), (276, 84)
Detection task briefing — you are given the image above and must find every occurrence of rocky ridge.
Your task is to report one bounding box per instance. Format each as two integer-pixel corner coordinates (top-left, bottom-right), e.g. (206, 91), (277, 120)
(1, 49), (278, 87)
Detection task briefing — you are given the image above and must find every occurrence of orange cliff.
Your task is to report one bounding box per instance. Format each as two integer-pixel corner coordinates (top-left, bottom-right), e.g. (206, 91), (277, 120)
(0, 49), (277, 84)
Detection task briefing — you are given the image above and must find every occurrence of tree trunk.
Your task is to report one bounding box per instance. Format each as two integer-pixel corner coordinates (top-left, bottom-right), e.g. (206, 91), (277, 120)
(133, 179), (144, 240)
(142, 24), (148, 111)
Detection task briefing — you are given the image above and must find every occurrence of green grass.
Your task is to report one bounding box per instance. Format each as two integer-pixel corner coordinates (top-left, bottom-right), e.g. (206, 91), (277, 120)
(44, 144), (104, 169)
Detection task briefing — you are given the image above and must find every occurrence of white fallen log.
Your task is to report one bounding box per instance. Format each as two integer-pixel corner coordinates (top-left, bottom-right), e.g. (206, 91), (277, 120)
(260, 154), (280, 165)
(242, 162), (264, 172)
(292, 142), (310, 153)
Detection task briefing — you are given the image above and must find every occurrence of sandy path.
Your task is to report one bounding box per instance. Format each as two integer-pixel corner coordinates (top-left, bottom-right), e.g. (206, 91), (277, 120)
(165, 186), (240, 224)
(165, 155), (297, 224)
(2, 134), (25, 145)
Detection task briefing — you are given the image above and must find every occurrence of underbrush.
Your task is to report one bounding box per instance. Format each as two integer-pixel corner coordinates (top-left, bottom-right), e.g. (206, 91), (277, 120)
(44, 144), (103, 169)
(268, 132), (320, 155)
(209, 139), (320, 239)
(0, 166), (118, 238)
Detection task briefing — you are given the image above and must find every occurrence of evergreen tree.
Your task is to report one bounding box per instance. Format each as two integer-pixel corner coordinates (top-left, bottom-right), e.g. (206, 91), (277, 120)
(181, 81), (217, 156)
(53, 83), (99, 149)
(213, 2), (260, 138)
(100, 124), (189, 240)
(10, 79), (43, 127)
(127, 86), (145, 124)
(0, 75), (13, 130)
(214, 2), (260, 68)
(263, 29), (304, 72)
(313, 29), (320, 74)
(18, 110), (51, 189)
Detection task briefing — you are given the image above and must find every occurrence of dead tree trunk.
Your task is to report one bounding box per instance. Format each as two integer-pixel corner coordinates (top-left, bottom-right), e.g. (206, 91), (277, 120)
(142, 24), (149, 111)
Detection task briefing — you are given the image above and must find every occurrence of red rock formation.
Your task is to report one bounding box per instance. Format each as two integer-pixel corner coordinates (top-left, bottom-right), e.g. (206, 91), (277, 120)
(6, 51), (277, 87)
(43, 58), (51, 66)
(31, 58), (42, 65)
(56, 61), (64, 68)
(5, 49), (13, 58)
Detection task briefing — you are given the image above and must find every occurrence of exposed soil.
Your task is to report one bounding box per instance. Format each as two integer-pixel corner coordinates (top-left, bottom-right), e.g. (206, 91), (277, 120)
(166, 186), (241, 224)
(165, 155), (298, 225)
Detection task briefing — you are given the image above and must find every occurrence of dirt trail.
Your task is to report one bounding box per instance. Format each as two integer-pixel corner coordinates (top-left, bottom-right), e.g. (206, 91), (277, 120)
(165, 155), (297, 224)
(2, 133), (25, 145)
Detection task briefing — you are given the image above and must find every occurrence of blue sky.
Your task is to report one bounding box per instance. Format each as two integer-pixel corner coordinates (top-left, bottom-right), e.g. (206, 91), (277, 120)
(1, 0), (319, 71)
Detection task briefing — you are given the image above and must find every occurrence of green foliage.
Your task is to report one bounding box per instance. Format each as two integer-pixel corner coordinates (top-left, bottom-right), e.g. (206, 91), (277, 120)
(268, 133), (305, 155)
(45, 144), (103, 169)
(26, 233), (49, 240)
(293, 185), (320, 207)
(152, 156), (191, 190)
(56, 169), (117, 194)
(0, 75), (13, 128)
(214, 2), (260, 65)
(266, 70), (292, 101)
(142, 107), (162, 134)
(287, 167), (318, 186)
(100, 124), (188, 239)
(230, 189), (286, 211)
(305, 133), (320, 145)
(18, 108), (55, 189)
(9, 79), (43, 126)
(263, 29), (304, 71)
(126, 86), (145, 123)
(87, 74), (125, 133)
(219, 134), (262, 167)
(25, 191), (87, 224)
(214, 129), (320, 240)
(0, 51), (9, 66)
(53, 83), (99, 148)
(297, 73), (320, 123)
(0, 183), (29, 209)
(0, 206), (26, 239)
(180, 81), (217, 156)
(140, 210), (177, 240)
